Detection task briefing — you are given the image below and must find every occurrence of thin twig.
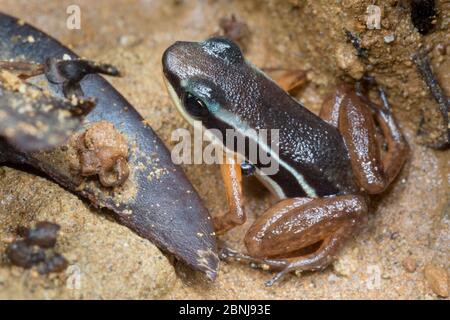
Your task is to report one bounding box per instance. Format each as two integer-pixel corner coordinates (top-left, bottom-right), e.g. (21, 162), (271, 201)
(412, 50), (449, 148)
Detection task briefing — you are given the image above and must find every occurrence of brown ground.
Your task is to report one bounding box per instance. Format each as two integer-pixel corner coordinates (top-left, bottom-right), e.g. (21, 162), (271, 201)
(0, 0), (448, 299)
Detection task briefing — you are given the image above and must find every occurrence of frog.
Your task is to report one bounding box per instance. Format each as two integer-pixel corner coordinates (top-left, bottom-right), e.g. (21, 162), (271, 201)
(162, 37), (408, 286)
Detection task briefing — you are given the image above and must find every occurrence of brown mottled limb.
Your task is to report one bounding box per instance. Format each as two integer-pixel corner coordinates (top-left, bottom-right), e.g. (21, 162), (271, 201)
(321, 85), (408, 194)
(319, 86), (347, 127)
(220, 195), (367, 286)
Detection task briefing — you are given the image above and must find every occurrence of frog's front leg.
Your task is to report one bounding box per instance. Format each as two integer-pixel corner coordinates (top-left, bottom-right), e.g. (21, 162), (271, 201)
(320, 85), (408, 194)
(221, 195), (368, 286)
(213, 155), (246, 234)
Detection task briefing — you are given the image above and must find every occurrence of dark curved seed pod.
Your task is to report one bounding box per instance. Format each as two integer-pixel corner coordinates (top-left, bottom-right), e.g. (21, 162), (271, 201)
(0, 13), (218, 280)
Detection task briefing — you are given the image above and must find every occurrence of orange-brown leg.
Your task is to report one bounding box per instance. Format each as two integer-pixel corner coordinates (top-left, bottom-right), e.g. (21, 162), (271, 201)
(213, 155), (246, 234)
(220, 195), (368, 286)
(320, 85), (408, 194)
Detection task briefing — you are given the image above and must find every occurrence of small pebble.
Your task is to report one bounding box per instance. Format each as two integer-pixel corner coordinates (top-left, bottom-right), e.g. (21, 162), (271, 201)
(119, 35), (131, 46)
(333, 249), (359, 277)
(335, 43), (365, 79)
(402, 257), (417, 273)
(118, 35), (137, 47)
(327, 273), (340, 283)
(424, 263), (449, 297)
(366, 5), (381, 30)
(5, 222), (68, 275)
(384, 34), (395, 44)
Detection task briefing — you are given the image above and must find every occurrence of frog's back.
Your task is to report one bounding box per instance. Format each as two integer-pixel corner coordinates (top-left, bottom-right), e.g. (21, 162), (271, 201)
(228, 67), (357, 198)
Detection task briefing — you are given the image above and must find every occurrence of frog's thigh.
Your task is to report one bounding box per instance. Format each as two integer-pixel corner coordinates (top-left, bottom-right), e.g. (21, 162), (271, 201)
(319, 87), (347, 127)
(339, 94), (408, 194)
(213, 157), (246, 234)
(338, 97), (390, 193)
(244, 195), (367, 270)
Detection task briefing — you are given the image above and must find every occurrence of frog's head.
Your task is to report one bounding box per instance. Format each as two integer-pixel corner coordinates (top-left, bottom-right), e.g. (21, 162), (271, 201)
(162, 37), (252, 137)
(162, 37), (287, 178)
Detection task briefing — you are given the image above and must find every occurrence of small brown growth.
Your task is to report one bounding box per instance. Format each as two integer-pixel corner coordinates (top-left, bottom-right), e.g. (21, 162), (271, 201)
(74, 121), (130, 187)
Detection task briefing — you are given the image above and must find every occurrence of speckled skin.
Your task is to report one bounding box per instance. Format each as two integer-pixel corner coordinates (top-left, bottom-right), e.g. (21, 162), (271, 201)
(163, 38), (357, 198)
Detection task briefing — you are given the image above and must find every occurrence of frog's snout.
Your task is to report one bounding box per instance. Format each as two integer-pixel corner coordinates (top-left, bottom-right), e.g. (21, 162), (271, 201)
(162, 41), (190, 76)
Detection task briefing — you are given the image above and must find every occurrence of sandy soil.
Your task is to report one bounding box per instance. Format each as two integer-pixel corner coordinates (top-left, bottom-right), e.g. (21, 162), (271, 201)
(0, 0), (448, 299)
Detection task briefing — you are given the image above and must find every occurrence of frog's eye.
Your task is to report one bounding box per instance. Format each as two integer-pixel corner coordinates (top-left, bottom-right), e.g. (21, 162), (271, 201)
(183, 92), (209, 119)
(202, 37), (244, 64)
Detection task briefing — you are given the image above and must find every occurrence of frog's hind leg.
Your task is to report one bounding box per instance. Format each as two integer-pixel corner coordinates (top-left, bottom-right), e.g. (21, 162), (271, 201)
(319, 86), (348, 127)
(220, 195), (368, 286)
(321, 85), (408, 194)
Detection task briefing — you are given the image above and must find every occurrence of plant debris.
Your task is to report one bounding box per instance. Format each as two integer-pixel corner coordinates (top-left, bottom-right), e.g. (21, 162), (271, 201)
(45, 58), (121, 98)
(0, 61), (44, 79)
(345, 30), (368, 59)
(412, 50), (449, 149)
(0, 70), (95, 152)
(6, 221), (68, 275)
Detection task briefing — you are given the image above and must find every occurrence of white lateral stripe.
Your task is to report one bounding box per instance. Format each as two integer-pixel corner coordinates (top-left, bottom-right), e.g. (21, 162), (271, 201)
(164, 76), (317, 198)
(215, 109), (318, 198)
(254, 168), (286, 199)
